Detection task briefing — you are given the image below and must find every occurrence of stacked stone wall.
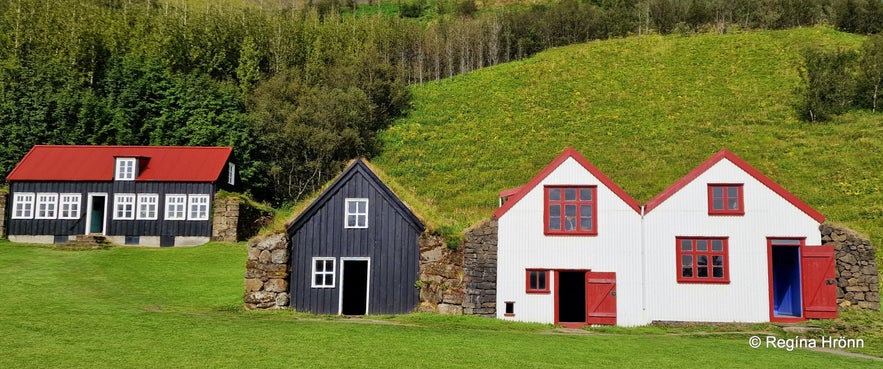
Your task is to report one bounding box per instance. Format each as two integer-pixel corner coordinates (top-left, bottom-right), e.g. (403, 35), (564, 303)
(417, 234), (465, 314)
(243, 233), (290, 309)
(0, 193), (6, 238)
(213, 195), (271, 242)
(821, 224), (880, 310)
(462, 219), (498, 316)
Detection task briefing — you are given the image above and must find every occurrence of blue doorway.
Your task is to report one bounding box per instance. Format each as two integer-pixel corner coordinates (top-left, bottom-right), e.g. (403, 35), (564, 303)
(771, 245), (802, 317)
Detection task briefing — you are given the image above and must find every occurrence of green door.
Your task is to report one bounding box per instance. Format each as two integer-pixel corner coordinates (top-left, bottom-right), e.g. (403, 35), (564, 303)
(89, 196), (105, 234)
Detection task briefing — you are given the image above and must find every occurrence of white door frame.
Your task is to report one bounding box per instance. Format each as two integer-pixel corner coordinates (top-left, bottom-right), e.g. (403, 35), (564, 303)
(85, 193), (108, 235)
(338, 257), (371, 315)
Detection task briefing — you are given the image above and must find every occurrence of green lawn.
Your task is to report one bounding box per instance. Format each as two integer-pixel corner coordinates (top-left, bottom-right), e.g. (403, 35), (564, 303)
(0, 240), (881, 367)
(372, 27), (883, 256)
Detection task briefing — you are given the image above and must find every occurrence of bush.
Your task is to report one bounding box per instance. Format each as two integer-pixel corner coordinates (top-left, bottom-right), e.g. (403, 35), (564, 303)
(796, 47), (859, 122)
(400, 0), (427, 18)
(455, 0), (477, 18)
(856, 34), (883, 112)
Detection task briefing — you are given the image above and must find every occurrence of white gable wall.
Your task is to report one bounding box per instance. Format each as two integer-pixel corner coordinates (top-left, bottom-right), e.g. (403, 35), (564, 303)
(496, 158), (647, 326)
(644, 159), (821, 323)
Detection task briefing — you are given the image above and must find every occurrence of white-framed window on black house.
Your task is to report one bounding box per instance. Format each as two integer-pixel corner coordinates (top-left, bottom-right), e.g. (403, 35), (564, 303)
(165, 194), (187, 220)
(188, 194), (210, 220)
(312, 257), (336, 288)
(137, 194), (158, 220)
(228, 162), (236, 186)
(59, 193), (81, 219)
(345, 198), (369, 229)
(12, 192), (35, 219)
(113, 194), (136, 220)
(35, 193), (58, 219)
(115, 158), (137, 181)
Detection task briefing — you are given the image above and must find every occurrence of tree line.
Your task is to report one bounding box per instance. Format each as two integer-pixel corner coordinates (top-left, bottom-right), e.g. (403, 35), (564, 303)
(0, 0), (880, 204)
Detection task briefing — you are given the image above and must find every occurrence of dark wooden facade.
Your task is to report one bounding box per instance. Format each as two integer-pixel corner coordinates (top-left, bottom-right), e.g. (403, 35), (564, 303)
(6, 181), (215, 239)
(287, 159), (424, 315)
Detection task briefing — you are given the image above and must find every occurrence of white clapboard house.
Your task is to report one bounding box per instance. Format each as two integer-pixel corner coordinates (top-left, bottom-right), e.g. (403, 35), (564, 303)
(495, 148), (835, 326)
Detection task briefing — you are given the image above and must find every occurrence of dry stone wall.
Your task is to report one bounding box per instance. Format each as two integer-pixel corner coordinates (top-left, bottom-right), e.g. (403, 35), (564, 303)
(213, 195), (271, 242)
(462, 219), (498, 317)
(243, 233), (290, 309)
(418, 234), (465, 314)
(0, 193), (6, 238)
(821, 223), (880, 310)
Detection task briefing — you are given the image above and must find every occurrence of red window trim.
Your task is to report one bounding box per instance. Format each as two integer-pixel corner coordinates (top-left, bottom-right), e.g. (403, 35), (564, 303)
(707, 183), (744, 216)
(543, 185), (598, 236)
(676, 237), (730, 284)
(525, 269), (550, 294)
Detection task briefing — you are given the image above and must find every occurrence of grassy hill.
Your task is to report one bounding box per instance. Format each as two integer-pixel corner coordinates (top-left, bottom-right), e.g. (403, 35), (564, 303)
(372, 27), (883, 252)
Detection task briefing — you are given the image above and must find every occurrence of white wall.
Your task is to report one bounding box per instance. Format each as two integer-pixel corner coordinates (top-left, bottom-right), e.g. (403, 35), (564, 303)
(644, 159), (821, 323)
(496, 157), (647, 326)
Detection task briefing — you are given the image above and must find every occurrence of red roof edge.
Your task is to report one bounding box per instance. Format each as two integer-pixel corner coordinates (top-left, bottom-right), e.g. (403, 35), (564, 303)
(643, 148), (825, 223)
(493, 147), (641, 219)
(5, 146), (39, 181)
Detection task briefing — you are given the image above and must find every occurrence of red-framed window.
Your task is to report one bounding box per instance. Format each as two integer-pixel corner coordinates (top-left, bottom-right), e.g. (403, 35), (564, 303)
(708, 184), (744, 215)
(677, 237), (730, 284)
(526, 269), (550, 293)
(544, 186), (597, 235)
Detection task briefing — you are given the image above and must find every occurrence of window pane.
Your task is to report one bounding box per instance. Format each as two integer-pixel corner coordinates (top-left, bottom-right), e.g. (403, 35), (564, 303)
(682, 267), (693, 277)
(580, 205), (592, 231)
(549, 217), (561, 230)
(549, 189), (560, 201)
(315, 274), (323, 285)
(698, 267), (708, 278)
(697, 255), (708, 266)
(529, 272), (537, 290)
(712, 199), (724, 210)
(727, 186), (739, 197)
(713, 267), (724, 278)
(347, 215), (357, 227)
(315, 261), (324, 272)
(538, 271), (546, 290)
(681, 255), (692, 267)
(580, 188), (592, 201)
(680, 239), (692, 251)
(711, 240), (723, 251)
(565, 205), (576, 216)
(712, 255), (723, 266)
(549, 205), (560, 216)
(564, 188), (576, 201)
(696, 240), (708, 251)
(357, 215), (366, 228)
(564, 205), (577, 230)
(712, 187), (723, 198)
(728, 199), (739, 210)
(358, 201), (366, 212)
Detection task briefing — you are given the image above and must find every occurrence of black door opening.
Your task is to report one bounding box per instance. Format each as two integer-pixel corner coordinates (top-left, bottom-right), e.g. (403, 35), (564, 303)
(557, 271), (587, 323)
(341, 260), (369, 315)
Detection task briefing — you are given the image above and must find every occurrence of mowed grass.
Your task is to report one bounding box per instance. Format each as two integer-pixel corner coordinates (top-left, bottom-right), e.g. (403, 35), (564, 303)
(0, 240), (881, 368)
(373, 27), (883, 255)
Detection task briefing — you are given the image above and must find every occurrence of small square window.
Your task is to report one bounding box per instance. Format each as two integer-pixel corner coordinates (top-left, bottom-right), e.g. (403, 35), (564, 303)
(312, 258), (336, 288)
(12, 192), (35, 219)
(677, 237), (730, 284)
(113, 194), (136, 220)
(708, 184), (744, 215)
(544, 186), (597, 235)
(526, 269), (550, 293)
(115, 158), (137, 181)
(345, 198), (369, 229)
(504, 301), (515, 316)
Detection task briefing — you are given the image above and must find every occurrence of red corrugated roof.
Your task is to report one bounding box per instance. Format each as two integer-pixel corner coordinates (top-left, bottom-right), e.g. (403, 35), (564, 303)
(6, 145), (232, 182)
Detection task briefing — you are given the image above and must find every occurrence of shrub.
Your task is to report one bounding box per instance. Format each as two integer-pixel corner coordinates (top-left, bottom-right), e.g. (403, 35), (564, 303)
(455, 0), (477, 18)
(796, 47), (859, 122)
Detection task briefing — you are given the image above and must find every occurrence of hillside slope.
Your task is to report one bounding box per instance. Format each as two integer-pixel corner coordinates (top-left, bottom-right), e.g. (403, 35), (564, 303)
(372, 27), (882, 249)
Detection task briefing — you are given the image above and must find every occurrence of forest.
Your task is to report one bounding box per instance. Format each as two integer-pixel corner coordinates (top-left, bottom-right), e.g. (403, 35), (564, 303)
(0, 0), (881, 205)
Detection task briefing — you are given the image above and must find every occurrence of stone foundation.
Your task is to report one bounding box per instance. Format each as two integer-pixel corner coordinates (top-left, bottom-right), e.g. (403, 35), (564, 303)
(243, 233), (290, 309)
(213, 195), (272, 242)
(821, 223), (880, 310)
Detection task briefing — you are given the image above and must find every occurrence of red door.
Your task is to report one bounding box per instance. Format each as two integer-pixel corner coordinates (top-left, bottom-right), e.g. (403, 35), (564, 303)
(801, 245), (837, 319)
(586, 272), (616, 325)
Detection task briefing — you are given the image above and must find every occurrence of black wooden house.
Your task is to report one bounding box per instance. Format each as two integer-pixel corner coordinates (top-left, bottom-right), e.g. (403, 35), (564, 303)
(286, 159), (424, 315)
(5, 145), (235, 246)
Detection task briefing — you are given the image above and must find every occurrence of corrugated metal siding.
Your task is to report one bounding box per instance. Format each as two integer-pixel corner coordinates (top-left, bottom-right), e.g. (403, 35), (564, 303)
(644, 159), (821, 323)
(7, 181), (214, 237)
(496, 158), (647, 326)
(290, 171), (420, 315)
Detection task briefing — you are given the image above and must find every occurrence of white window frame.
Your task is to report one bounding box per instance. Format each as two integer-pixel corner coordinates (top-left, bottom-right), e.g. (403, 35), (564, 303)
(113, 193), (136, 220)
(227, 162), (236, 186)
(165, 194), (187, 220)
(312, 257), (336, 288)
(137, 194), (159, 220)
(59, 193), (81, 219)
(12, 192), (35, 219)
(35, 193), (59, 219)
(115, 158), (137, 181)
(188, 194), (210, 221)
(344, 198), (369, 229)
